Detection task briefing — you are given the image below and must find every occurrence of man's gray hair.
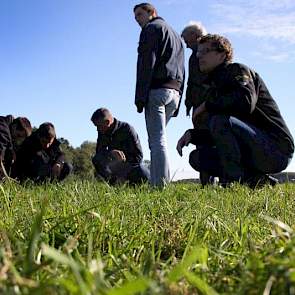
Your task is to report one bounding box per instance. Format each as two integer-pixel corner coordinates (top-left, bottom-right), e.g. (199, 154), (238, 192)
(181, 21), (207, 37)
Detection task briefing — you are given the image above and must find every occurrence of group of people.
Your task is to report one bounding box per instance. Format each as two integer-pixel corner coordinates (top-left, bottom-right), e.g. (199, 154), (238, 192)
(91, 2), (294, 188)
(0, 117), (72, 182)
(1, 2), (294, 188)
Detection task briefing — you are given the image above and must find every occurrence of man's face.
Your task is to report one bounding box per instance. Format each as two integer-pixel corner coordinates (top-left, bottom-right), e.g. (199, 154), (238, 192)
(197, 41), (226, 73)
(134, 7), (151, 28)
(182, 32), (201, 51)
(12, 129), (27, 147)
(10, 125), (29, 147)
(40, 136), (55, 150)
(93, 118), (111, 134)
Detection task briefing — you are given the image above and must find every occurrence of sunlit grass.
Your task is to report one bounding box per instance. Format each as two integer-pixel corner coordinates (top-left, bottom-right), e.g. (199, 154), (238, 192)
(0, 180), (294, 294)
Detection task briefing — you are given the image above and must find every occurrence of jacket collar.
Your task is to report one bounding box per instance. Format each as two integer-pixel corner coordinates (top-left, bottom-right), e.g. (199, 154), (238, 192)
(106, 118), (120, 136)
(143, 16), (164, 28)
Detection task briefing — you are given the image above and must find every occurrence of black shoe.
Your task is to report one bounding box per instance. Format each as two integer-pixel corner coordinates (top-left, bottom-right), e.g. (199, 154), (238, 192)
(247, 174), (278, 189)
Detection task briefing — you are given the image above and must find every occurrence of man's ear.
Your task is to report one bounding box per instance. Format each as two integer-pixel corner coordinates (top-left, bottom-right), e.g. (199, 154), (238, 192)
(149, 8), (157, 18)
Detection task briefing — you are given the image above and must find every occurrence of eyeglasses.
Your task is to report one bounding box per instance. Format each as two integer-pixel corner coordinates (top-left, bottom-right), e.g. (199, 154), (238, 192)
(197, 48), (218, 57)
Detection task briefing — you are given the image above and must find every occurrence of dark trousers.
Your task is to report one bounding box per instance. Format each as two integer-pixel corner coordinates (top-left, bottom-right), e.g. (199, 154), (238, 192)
(92, 152), (150, 185)
(189, 115), (292, 184)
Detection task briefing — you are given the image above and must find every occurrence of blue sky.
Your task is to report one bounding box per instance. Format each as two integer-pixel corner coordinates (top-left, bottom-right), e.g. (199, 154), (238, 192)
(1, 0), (295, 179)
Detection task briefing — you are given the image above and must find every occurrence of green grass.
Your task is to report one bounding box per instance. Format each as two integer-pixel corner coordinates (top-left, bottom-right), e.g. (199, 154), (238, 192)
(0, 180), (295, 294)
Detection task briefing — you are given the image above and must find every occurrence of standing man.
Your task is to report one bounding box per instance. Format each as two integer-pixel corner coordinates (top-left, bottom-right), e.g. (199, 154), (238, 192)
(91, 108), (149, 185)
(177, 34), (294, 188)
(134, 3), (185, 187)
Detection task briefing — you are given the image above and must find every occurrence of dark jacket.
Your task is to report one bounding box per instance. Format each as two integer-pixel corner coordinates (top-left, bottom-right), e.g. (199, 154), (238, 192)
(202, 62), (294, 155)
(135, 17), (185, 115)
(96, 119), (143, 165)
(15, 131), (65, 179)
(0, 115), (15, 172)
(185, 50), (208, 115)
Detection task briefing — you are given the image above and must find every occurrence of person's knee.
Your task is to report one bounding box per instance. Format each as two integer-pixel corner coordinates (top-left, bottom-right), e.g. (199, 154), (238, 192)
(63, 162), (73, 175)
(92, 152), (106, 168)
(209, 115), (229, 135)
(58, 162), (72, 181)
(189, 150), (201, 171)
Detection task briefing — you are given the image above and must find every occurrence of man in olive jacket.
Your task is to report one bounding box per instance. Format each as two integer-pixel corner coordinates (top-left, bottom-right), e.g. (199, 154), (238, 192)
(177, 34), (294, 187)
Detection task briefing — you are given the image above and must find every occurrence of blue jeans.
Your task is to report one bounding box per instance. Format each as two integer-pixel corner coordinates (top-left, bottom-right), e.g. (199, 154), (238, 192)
(145, 88), (180, 187)
(190, 115), (292, 183)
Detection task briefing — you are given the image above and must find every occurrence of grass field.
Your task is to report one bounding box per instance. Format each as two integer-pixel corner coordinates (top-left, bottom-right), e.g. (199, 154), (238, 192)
(0, 179), (295, 294)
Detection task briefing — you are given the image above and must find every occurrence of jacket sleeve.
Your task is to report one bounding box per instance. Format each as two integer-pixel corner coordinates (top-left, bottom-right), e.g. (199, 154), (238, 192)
(124, 126), (143, 164)
(135, 25), (159, 107)
(51, 139), (65, 164)
(0, 121), (12, 160)
(95, 133), (108, 154)
(205, 64), (257, 116)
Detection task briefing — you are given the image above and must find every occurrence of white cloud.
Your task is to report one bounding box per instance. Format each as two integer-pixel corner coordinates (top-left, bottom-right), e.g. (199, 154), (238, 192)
(210, 0), (295, 44)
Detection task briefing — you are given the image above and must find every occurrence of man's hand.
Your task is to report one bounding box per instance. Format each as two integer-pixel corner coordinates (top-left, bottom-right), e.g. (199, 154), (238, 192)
(110, 150), (126, 162)
(192, 102), (206, 125)
(176, 130), (192, 156)
(52, 163), (62, 178)
(136, 102), (144, 113)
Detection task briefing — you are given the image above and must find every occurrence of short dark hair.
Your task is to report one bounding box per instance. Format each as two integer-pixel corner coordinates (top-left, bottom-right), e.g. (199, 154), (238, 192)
(133, 3), (156, 14)
(199, 34), (233, 62)
(38, 122), (56, 139)
(91, 108), (112, 123)
(12, 117), (32, 136)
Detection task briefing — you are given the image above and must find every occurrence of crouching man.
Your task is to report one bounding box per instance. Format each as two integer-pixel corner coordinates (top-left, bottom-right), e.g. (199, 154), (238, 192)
(177, 34), (294, 188)
(91, 108), (149, 185)
(15, 122), (72, 182)
(0, 115), (32, 179)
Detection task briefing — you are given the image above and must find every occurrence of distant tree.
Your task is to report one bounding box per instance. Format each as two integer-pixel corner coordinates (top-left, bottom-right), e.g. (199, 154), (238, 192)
(72, 141), (96, 178)
(58, 137), (75, 163)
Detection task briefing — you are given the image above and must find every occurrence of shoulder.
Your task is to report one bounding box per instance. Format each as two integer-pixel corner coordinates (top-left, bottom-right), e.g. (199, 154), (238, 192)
(117, 121), (138, 135)
(226, 63), (255, 83)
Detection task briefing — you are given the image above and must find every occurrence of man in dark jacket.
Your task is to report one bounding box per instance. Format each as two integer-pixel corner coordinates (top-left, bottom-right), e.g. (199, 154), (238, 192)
(91, 108), (149, 185)
(15, 122), (72, 182)
(181, 21), (208, 118)
(181, 22), (216, 185)
(177, 34), (294, 187)
(0, 115), (32, 179)
(134, 3), (185, 187)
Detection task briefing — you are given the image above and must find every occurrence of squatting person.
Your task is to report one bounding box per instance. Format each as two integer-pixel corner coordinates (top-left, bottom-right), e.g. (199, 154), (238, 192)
(91, 108), (149, 185)
(177, 34), (294, 188)
(0, 115), (32, 179)
(15, 122), (72, 182)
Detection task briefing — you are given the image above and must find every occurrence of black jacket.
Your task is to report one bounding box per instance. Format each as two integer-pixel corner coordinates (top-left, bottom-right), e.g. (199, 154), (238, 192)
(202, 62), (294, 155)
(185, 50), (208, 115)
(15, 131), (65, 179)
(0, 115), (14, 159)
(96, 119), (143, 165)
(0, 115), (15, 172)
(135, 17), (185, 115)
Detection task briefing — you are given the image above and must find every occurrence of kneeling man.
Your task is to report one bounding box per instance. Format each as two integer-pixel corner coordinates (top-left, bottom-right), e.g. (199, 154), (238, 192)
(91, 108), (149, 184)
(177, 34), (294, 187)
(0, 115), (32, 179)
(15, 122), (72, 182)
